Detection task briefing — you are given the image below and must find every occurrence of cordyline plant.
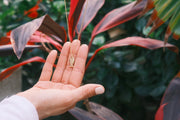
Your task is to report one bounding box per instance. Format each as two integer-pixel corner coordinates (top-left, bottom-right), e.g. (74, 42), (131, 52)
(137, 0), (180, 44)
(0, 0), (180, 119)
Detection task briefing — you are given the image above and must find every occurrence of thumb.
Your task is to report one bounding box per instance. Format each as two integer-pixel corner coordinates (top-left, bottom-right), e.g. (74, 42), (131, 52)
(73, 84), (105, 102)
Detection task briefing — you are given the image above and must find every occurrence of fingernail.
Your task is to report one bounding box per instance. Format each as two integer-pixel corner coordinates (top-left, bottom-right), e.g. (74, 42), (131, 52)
(95, 86), (105, 95)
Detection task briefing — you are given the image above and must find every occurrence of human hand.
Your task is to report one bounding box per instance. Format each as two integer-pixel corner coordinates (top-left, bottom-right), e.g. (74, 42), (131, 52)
(17, 40), (105, 119)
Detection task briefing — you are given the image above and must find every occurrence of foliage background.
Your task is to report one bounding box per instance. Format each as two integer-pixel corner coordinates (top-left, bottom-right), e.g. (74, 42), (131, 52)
(0, 0), (180, 120)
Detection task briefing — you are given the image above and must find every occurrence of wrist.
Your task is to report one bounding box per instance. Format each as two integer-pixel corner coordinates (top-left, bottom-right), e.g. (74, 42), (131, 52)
(17, 88), (46, 119)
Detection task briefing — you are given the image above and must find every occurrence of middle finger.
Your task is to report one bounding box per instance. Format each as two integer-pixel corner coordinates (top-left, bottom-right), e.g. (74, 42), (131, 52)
(61, 40), (80, 84)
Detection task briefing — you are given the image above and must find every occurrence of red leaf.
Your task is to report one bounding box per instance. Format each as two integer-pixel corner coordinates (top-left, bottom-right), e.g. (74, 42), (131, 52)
(10, 15), (67, 59)
(148, 17), (164, 35)
(89, 0), (147, 49)
(155, 103), (167, 120)
(0, 31), (12, 45)
(0, 56), (45, 81)
(145, 10), (157, 28)
(86, 37), (178, 70)
(24, 5), (39, 19)
(28, 11), (39, 19)
(76, 0), (105, 39)
(0, 37), (10, 45)
(173, 33), (180, 40)
(6, 31), (11, 36)
(24, 0), (42, 19)
(155, 71), (180, 120)
(69, 107), (102, 120)
(145, 9), (164, 36)
(89, 102), (124, 120)
(68, 0), (86, 41)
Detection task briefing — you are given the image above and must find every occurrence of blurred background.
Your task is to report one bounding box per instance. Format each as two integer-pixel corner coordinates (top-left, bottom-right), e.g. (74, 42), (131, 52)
(0, 0), (180, 120)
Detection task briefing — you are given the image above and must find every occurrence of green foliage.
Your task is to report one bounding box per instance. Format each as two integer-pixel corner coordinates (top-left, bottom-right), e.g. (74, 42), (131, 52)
(154, 0), (180, 36)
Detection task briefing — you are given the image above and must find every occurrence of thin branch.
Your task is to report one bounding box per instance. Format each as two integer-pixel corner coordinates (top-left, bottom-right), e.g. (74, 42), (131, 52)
(83, 99), (94, 114)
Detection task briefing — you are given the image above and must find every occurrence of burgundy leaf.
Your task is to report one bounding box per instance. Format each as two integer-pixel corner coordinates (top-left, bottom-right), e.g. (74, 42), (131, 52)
(10, 15), (67, 59)
(0, 56), (45, 81)
(69, 107), (102, 120)
(155, 71), (180, 120)
(86, 37), (179, 69)
(76, 0), (105, 38)
(38, 15), (67, 42)
(0, 45), (42, 56)
(89, 0), (147, 49)
(68, 0), (86, 41)
(89, 102), (124, 120)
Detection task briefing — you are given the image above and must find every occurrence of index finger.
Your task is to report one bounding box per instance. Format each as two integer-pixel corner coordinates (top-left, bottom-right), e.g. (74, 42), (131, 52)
(69, 44), (88, 87)
(39, 50), (57, 81)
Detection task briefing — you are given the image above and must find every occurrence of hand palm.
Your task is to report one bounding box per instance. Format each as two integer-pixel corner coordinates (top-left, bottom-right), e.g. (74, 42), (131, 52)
(18, 40), (104, 119)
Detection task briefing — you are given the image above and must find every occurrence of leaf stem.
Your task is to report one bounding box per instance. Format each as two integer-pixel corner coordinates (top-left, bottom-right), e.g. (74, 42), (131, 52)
(84, 99), (94, 114)
(64, 0), (71, 42)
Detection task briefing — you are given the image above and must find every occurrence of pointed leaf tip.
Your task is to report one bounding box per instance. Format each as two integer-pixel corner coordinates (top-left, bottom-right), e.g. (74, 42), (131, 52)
(86, 37), (178, 69)
(155, 103), (167, 120)
(10, 15), (66, 59)
(89, 102), (124, 120)
(69, 107), (102, 120)
(76, 0), (105, 38)
(89, 0), (147, 49)
(10, 15), (45, 59)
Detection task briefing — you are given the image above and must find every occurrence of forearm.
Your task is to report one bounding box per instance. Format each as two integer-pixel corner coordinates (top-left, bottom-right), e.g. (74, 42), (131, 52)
(0, 95), (39, 120)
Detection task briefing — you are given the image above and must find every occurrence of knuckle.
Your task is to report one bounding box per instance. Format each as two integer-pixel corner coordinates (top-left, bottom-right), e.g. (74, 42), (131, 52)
(65, 67), (73, 72)
(81, 87), (93, 99)
(73, 67), (84, 74)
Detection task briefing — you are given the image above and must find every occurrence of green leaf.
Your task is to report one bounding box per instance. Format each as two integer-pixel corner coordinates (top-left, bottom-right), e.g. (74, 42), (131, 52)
(104, 71), (119, 98)
(169, 7), (180, 36)
(135, 85), (154, 96)
(119, 87), (132, 103)
(156, 0), (180, 22)
(143, 26), (152, 36)
(53, 1), (65, 12)
(150, 85), (166, 97)
(92, 36), (105, 46)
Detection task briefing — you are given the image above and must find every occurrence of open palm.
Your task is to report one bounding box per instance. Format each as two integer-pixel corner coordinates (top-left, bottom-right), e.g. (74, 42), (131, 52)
(18, 40), (104, 119)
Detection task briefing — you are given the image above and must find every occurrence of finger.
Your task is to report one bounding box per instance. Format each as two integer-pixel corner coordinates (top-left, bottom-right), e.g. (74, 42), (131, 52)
(51, 42), (71, 82)
(69, 44), (88, 87)
(39, 50), (57, 81)
(35, 81), (75, 90)
(73, 84), (105, 102)
(61, 40), (80, 84)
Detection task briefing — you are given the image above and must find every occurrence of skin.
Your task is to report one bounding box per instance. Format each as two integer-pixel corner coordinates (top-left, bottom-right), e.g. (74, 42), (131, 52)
(17, 40), (105, 119)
